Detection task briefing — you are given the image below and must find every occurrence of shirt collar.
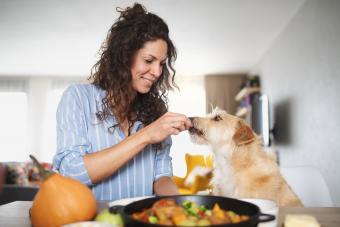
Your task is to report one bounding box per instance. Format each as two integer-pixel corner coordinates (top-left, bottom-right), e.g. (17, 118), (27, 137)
(95, 85), (107, 103)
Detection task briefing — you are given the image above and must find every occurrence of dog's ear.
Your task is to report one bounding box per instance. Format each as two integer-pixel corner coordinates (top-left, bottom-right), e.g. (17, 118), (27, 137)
(232, 121), (255, 146)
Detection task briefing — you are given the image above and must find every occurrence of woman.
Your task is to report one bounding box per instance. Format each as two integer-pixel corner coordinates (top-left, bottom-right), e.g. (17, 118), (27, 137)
(52, 3), (191, 201)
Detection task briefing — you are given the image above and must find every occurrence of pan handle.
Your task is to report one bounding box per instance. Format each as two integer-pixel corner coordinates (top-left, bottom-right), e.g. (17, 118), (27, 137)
(257, 213), (275, 222)
(109, 205), (124, 214)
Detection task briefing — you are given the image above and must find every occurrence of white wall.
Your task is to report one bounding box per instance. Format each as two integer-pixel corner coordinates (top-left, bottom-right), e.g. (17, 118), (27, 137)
(252, 0), (340, 205)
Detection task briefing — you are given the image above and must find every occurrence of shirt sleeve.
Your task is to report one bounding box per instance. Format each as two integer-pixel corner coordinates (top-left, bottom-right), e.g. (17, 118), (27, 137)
(52, 85), (93, 186)
(154, 136), (173, 181)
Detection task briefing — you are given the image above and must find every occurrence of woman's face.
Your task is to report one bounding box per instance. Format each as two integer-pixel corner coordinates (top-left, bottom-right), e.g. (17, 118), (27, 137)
(130, 39), (168, 94)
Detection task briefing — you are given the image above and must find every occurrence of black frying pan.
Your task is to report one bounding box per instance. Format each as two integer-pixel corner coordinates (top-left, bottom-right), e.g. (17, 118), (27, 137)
(109, 195), (275, 227)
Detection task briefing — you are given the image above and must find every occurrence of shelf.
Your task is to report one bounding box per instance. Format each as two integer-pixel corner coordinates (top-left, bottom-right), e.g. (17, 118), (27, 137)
(235, 86), (260, 102)
(235, 107), (248, 118)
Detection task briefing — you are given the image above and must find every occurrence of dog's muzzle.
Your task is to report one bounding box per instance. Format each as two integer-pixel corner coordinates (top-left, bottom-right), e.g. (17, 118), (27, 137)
(188, 126), (203, 135)
(188, 117), (204, 136)
(189, 127), (203, 136)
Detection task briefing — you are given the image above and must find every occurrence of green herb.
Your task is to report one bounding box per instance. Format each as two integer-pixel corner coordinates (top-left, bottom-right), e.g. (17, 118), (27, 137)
(182, 200), (192, 209)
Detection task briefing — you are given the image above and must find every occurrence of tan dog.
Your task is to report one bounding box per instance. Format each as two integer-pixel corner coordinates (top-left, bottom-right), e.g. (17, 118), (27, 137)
(188, 108), (303, 207)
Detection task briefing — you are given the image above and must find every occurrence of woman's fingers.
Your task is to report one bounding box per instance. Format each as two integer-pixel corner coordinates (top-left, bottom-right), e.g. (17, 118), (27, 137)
(170, 127), (180, 135)
(143, 112), (192, 144)
(164, 112), (192, 130)
(170, 120), (186, 131)
(173, 116), (192, 130)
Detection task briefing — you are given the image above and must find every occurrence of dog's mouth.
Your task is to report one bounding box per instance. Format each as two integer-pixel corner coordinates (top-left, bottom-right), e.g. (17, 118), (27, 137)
(189, 126), (204, 136)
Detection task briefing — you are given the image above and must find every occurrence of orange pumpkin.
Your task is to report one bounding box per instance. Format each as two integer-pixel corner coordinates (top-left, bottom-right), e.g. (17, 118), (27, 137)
(29, 155), (97, 227)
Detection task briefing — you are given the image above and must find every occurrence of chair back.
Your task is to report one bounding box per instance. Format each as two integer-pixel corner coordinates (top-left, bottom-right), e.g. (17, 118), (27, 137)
(185, 153), (213, 178)
(280, 165), (333, 207)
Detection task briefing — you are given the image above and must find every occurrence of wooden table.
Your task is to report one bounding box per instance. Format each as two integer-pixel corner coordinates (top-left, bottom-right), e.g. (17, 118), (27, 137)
(0, 201), (339, 227)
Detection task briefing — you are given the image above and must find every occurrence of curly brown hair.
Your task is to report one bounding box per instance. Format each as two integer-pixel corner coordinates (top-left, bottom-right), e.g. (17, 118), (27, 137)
(89, 3), (177, 136)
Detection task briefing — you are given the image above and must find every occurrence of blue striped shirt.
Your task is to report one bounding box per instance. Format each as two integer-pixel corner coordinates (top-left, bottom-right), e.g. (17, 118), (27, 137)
(52, 83), (173, 201)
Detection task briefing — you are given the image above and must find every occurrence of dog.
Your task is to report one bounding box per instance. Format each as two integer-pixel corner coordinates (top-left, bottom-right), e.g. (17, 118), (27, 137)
(188, 108), (303, 207)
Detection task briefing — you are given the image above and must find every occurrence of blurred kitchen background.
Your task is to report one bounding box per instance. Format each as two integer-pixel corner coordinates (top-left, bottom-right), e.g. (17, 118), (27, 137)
(1, 0), (339, 205)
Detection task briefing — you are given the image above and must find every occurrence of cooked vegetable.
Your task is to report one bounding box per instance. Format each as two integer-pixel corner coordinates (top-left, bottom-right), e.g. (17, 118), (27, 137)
(95, 208), (123, 227)
(131, 199), (249, 226)
(148, 216), (158, 224)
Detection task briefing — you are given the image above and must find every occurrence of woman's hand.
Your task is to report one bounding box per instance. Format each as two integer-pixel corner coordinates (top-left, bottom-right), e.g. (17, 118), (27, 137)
(141, 112), (192, 144)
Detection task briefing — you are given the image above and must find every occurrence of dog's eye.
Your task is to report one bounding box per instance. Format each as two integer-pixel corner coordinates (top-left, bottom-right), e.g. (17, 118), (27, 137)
(212, 115), (222, 121)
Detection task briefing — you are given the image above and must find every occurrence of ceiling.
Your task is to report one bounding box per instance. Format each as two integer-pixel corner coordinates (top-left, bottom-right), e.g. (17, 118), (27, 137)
(0, 0), (305, 77)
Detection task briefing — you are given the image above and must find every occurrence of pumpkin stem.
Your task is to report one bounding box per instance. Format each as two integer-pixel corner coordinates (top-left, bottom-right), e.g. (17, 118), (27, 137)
(29, 155), (52, 180)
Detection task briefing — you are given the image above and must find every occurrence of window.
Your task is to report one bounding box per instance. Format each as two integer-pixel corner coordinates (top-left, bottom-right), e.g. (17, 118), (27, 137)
(0, 79), (28, 162)
(0, 92), (28, 161)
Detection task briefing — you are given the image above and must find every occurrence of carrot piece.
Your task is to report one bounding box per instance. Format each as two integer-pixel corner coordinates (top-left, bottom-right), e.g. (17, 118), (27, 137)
(172, 213), (187, 225)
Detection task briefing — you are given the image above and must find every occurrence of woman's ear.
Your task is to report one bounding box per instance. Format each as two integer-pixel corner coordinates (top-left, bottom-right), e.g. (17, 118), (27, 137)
(232, 121), (255, 146)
